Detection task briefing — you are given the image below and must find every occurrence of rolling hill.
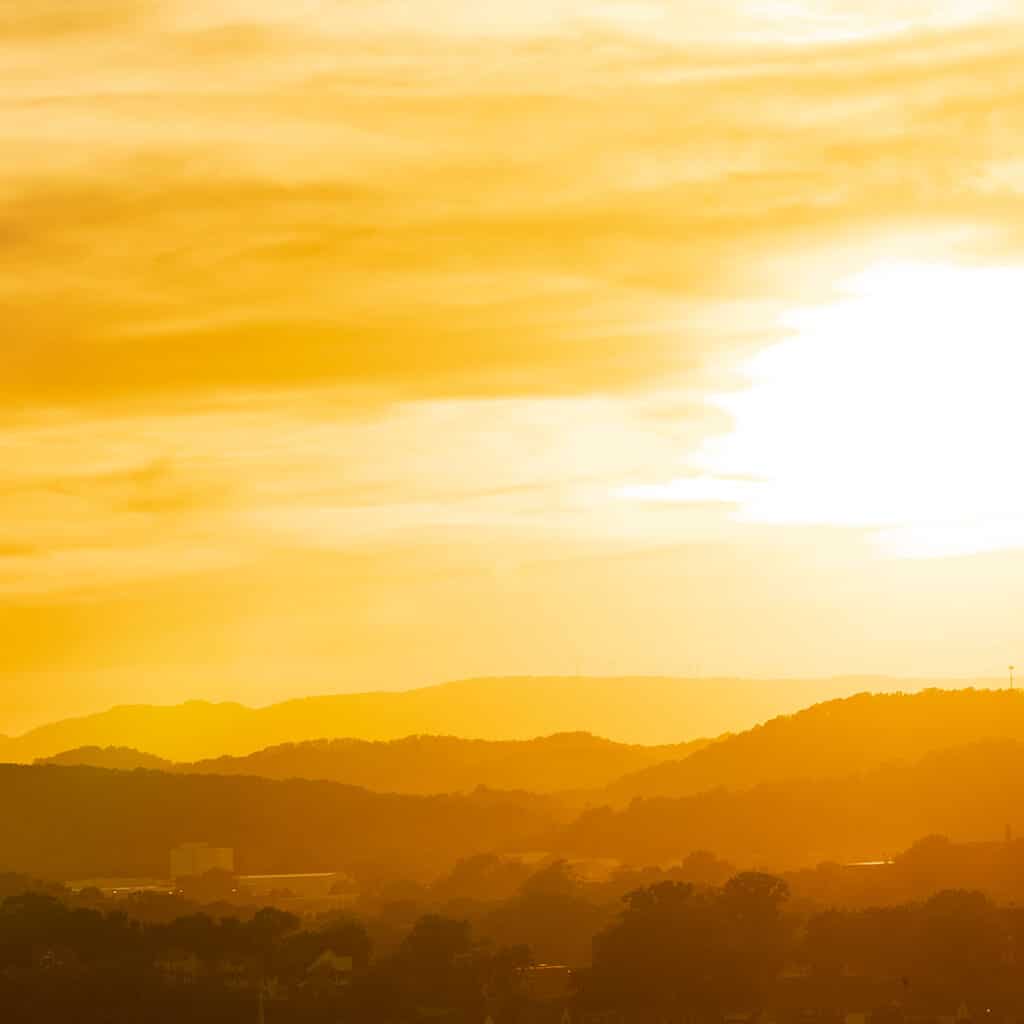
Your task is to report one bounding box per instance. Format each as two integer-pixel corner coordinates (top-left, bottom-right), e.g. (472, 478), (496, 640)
(600, 687), (1024, 805)
(0, 762), (563, 882)
(31, 688), (1024, 805)
(39, 747), (173, 773)
(0, 675), (918, 762)
(543, 737), (1024, 869)
(9, 734), (1024, 883)
(38, 732), (714, 795)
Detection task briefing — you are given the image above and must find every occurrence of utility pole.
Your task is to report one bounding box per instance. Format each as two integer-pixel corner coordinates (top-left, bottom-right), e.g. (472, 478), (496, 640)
(1010, 665), (1016, 690)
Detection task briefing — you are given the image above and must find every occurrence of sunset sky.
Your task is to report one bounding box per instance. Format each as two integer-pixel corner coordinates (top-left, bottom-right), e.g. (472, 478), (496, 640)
(4, 1), (1024, 732)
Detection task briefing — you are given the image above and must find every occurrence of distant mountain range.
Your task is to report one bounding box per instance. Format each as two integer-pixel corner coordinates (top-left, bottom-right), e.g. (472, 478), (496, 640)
(0, 675), (929, 761)
(36, 688), (1024, 805)
(37, 732), (715, 795)
(6, 687), (1024, 883)
(7, 712), (1024, 881)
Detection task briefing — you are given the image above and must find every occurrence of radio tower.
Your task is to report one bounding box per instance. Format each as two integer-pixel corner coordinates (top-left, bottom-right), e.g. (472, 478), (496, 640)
(1010, 665), (1015, 690)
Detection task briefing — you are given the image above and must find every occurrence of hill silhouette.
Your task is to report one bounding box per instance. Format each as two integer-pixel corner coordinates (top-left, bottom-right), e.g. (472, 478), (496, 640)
(545, 737), (1024, 868)
(602, 687), (1024, 804)
(0, 675), (916, 762)
(39, 746), (173, 772)
(8, 736), (1024, 882)
(38, 733), (713, 795)
(0, 763), (563, 881)
(29, 689), (1024, 806)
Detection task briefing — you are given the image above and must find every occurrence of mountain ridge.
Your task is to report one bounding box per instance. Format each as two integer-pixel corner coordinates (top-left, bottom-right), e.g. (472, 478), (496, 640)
(599, 686), (1024, 804)
(8, 734), (1024, 882)
(36, 732), (716, 795)
(0, 674), (935, 762)
(543, 736), (1024, 868)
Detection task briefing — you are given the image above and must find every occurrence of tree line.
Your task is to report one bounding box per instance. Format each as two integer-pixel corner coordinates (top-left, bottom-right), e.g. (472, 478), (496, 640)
(6, 868), (1024, 1023)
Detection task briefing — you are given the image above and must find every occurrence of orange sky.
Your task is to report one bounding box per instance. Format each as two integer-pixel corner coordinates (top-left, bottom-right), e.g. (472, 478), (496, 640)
(4, 1), (1024, 731)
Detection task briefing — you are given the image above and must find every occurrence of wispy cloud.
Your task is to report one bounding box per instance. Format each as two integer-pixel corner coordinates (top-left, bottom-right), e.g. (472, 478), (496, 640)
(5, 11), (1024, 412)
(4, 2), (1024, 721)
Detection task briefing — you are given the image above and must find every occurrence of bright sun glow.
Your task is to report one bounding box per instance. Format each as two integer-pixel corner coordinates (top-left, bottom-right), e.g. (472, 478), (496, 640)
(623, 261), (1024, 557)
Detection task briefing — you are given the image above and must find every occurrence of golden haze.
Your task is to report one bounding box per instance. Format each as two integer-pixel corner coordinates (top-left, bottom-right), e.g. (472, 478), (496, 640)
(4, 1), (1024, 729)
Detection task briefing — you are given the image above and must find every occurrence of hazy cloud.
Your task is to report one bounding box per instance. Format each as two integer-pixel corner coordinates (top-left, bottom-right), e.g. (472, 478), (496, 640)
(4, 15), (1024, 411)
(3, 2), (1024, 723)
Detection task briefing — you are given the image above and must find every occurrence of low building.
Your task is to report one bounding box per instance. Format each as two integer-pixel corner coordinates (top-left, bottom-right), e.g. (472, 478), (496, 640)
(170, 842), (235, 879)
